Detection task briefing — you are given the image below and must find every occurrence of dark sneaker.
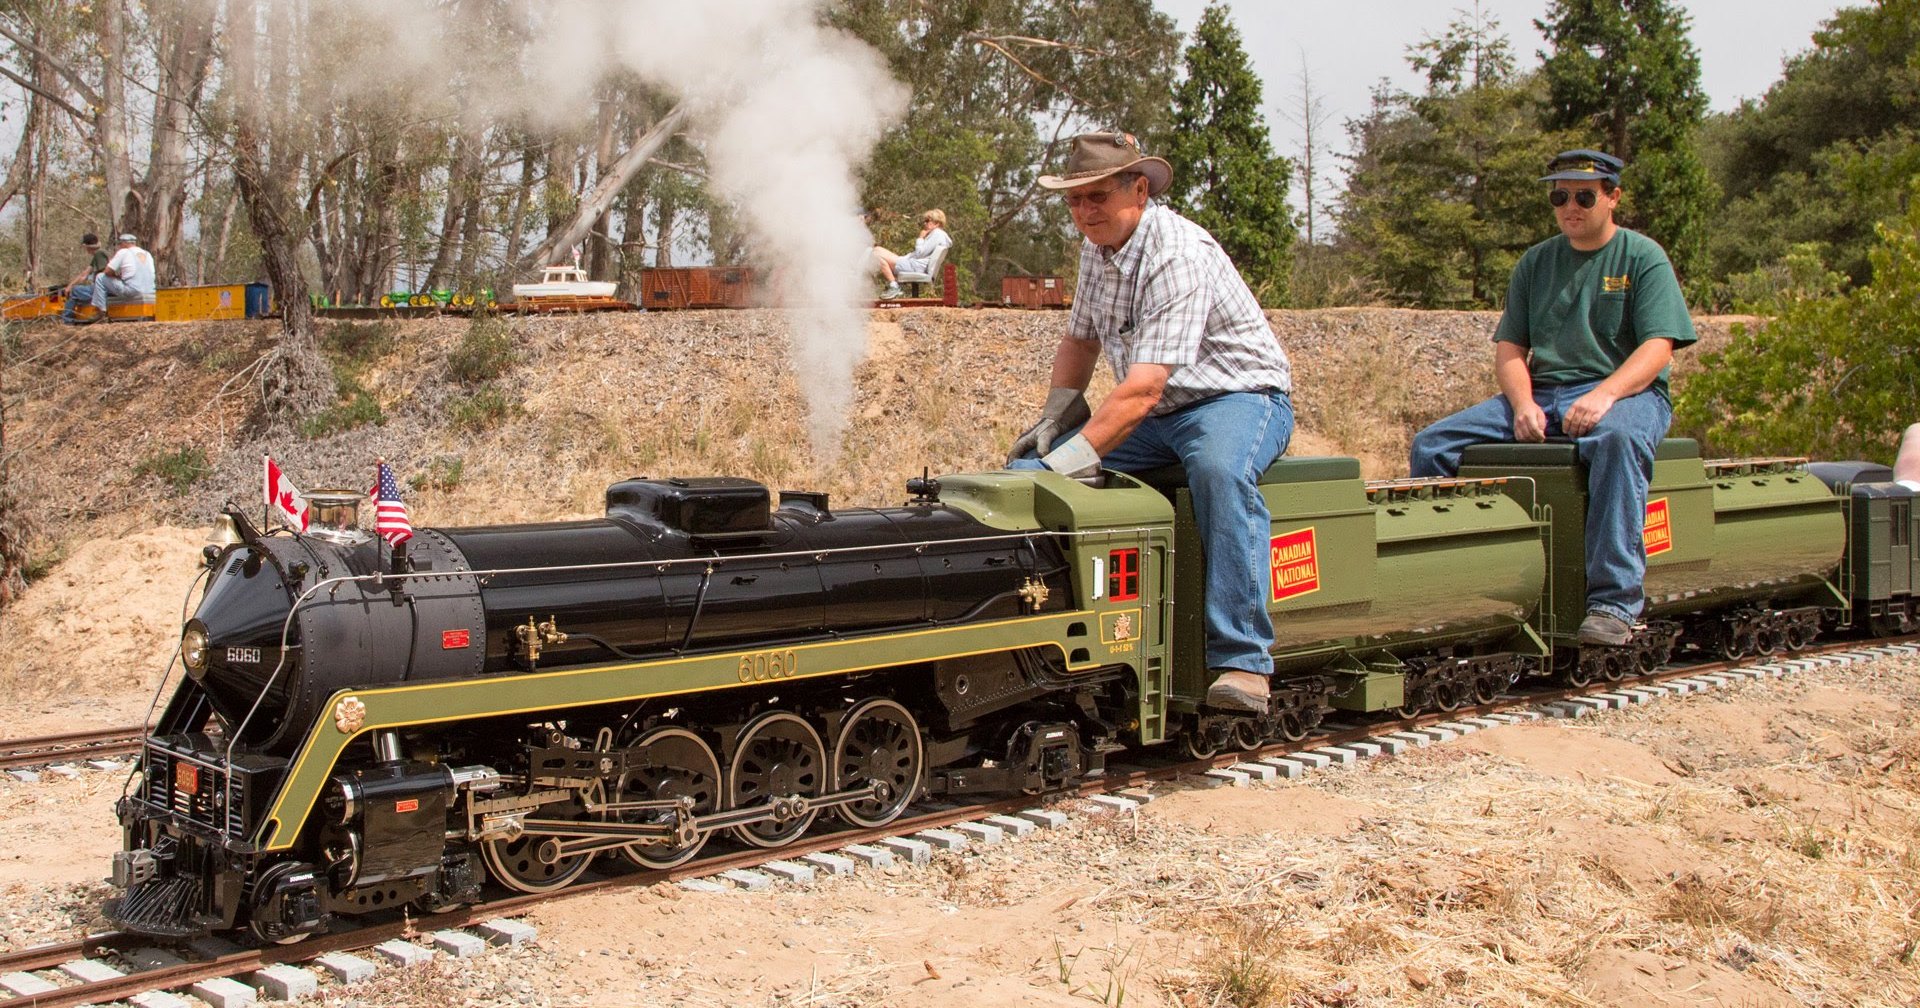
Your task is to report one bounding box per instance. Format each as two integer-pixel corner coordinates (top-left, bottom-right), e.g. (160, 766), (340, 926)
(1205, 669), (1270, 712)
(1578, 610), (1633, 646)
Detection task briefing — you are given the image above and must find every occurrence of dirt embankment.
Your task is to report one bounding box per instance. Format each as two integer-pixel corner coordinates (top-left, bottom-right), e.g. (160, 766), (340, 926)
(1, 307), (1749, 707)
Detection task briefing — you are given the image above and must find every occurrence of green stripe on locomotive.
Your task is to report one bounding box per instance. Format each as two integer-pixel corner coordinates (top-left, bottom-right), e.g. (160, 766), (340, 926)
(1132, 457), (1548, 714)
(1458, 438), (1846, 645)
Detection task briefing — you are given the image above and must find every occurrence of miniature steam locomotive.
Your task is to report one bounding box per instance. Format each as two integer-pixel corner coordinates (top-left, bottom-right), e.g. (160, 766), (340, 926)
(106, 442), (1918, 943)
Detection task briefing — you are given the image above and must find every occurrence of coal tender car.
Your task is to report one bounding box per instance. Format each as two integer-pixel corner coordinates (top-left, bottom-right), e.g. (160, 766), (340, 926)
(109, 441), (1901, 942)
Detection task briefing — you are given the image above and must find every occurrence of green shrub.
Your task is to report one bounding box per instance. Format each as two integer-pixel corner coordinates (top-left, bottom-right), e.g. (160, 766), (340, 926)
(447, 314), (515, 383)
(299, 375), (386, 438)
(407, 455), (465, 492)
(134, 446), (210, 493)
(322, 321), (395, 367)
(448, 386), (515, 432)
(1675, 194), (1920, 462)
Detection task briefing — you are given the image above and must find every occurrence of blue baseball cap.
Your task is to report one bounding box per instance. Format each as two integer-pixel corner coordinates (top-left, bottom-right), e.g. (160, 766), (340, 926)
(1540, 149), (1623, 185)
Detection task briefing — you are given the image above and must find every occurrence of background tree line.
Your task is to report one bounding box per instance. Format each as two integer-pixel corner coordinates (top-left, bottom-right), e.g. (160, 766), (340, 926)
(0, 0), (1915, 460)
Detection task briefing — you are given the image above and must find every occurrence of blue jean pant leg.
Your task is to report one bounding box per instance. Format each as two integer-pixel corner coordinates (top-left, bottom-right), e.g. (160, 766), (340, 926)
(1105, 391), (1294, 674)
(1409, 395), (1520, 478)
(1562, 385), (1671, 622)
(92, 274), (137, 311)
(63, 283), (95, 318)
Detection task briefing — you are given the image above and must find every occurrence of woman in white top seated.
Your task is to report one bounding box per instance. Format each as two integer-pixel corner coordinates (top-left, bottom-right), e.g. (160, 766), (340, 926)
(872, 209), (951, 299)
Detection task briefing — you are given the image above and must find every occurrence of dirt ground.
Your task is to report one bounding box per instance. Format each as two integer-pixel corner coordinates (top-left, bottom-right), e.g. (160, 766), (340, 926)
(1, 657), (1915, 1007)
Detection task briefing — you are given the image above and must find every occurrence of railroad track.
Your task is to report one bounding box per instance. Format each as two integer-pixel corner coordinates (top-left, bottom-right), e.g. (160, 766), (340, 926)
(0, 727), (145, 773)
(2, 637), (1913, 1008)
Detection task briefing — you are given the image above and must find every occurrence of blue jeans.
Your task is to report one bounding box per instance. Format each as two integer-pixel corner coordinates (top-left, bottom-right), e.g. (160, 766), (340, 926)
(62, 282), (96, 318)
(91, 273), (139, 311)
(1408, 381), (1672, 622)
(1011, 390), (1293, 674)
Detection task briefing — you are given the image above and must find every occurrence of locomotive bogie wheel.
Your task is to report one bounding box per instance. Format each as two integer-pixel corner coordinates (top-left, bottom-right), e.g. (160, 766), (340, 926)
(727, 711), (826, 847)
(1754, 624), (1784, 656)
(615, 726), (723, 869)
(245, 861), (316, 946)
(1181, 729), (1219, 760)
(1276, 710), (1311, 743)
(1785, 621), (1813, 651)
(831, 699), (924, 829)
(1566, 653), (1599, 688)
(1472, 676), (1503, 705)
(482, 829), (592, 894)
(1231, 718), (1262, 751)
(1391, 705), (1422, 721)
(1604, 649), (1637, 682)
(1433, 679), (1466, 712)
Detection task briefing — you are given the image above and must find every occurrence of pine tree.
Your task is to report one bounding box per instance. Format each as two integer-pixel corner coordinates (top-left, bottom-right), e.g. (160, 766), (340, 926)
(1536, 0), (1716, 288)
(1336, 10), (1573, 307)
(1163, 3), (1295, 305)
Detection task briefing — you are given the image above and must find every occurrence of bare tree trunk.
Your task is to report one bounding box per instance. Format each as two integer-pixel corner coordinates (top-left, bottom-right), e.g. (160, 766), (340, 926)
(588, 93), (618, 280)
(137, 0), (216, 279)
(228, 0), (330, 422)
(502, 140), (536, 267)
(422, 133), (471, 291)
(518, 103), (686, 275)
(210, 185), (239, 282)
(95, 0), (137, 234)
(24, 59), (49, 289)
(653, 193), (675, 268)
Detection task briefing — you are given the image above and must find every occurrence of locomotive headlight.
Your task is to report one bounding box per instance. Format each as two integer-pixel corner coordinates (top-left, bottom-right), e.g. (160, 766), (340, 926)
(180, 625), (210, 677)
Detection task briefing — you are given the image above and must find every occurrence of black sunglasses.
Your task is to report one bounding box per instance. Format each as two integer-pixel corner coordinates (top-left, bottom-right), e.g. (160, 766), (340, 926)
(1549, 188), (1600, 209)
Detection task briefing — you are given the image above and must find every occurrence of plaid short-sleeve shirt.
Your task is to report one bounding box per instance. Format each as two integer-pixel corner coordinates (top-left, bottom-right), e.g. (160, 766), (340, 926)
(1066, 203), (1291, 413)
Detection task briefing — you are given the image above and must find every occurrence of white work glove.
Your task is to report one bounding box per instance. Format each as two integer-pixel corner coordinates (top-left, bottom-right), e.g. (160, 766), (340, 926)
(1037, 434), (1101, 478)
(1006, 387), (1091, 464)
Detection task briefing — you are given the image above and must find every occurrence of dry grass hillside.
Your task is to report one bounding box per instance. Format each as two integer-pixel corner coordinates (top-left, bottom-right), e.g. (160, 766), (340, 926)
(1, 306), (1744, 706)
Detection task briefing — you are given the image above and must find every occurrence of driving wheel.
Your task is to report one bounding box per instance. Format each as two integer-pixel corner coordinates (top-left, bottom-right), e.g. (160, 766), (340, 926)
(615, 726), (723, 870)
(727, 711), (826, 847)
(832, 699), (924, 828)
(482, 819), (591, 894)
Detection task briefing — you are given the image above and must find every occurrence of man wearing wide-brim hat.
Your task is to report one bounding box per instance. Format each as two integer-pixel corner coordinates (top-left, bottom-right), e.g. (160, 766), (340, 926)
(1409, 148), (1698, 647)
(1005, 131), (1294, 713)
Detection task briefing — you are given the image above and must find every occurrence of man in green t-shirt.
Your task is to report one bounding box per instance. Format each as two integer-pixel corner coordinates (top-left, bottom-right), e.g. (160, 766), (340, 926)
(1410, 149), (1698, 646)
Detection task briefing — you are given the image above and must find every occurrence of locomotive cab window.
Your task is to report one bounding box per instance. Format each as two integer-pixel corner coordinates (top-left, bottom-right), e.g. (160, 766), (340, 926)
(1107, 548), (1140, 601)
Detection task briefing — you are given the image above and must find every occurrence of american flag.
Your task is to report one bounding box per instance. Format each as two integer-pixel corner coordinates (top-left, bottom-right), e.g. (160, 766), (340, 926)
(372, 460), (413, 547)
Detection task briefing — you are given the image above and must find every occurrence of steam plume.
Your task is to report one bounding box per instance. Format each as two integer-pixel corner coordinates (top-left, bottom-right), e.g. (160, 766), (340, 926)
(292, 0), (907, 455)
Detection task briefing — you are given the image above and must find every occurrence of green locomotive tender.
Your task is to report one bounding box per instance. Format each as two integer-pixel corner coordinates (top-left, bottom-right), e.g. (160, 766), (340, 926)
(107, 441), (1913, 943)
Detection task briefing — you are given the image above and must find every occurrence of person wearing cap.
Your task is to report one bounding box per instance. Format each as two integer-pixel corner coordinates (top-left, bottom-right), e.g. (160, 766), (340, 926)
(59, 233), (113, 324)
(1005, 131), (1294, 713)
(1409, 149), (1698, 647)
(871, 209), (951, 299)
(87, 233), (157, 320)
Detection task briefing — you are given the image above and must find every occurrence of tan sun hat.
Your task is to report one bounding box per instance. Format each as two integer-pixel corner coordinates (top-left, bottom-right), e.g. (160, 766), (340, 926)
(1037, 132), (1172, 197)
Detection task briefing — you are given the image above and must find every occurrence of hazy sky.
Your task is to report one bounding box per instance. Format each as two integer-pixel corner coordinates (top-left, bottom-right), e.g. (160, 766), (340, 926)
(1150, 1), (1847, 201)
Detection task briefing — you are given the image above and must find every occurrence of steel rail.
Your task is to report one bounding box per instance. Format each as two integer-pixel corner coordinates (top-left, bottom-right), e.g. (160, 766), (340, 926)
(5, 634), (1914, 1008)
(0, 727), (146, 771)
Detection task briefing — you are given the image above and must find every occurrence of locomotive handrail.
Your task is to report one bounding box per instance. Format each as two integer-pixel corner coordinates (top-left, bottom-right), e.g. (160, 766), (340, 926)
(220, 522), (1175, 840)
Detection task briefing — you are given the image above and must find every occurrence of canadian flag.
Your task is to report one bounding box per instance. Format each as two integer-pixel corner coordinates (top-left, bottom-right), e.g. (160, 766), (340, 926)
(264, 455), (309, 531)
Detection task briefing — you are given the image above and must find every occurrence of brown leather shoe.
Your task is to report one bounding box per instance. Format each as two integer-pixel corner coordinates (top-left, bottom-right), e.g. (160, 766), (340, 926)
(1205, 669), (1270, 712)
